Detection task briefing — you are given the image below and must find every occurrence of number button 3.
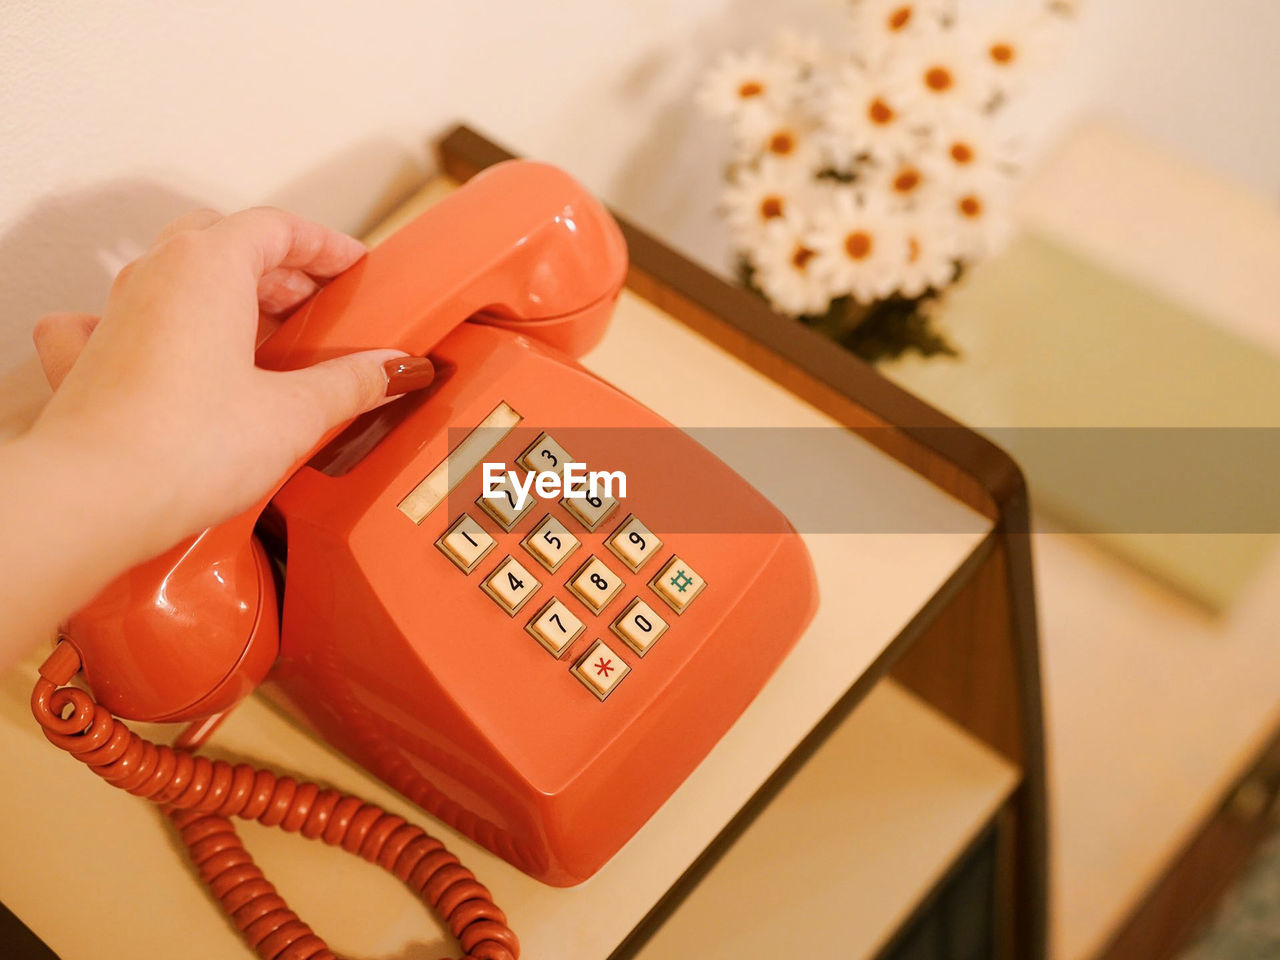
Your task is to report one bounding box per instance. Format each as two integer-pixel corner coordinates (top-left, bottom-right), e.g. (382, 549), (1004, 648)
(517, 432), (574, 477)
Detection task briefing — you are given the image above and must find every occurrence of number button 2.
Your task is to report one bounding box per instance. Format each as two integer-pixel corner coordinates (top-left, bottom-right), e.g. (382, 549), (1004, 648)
(568, 556), (625, 614)
(521, 515), (580, 572)
(477, 472), (535, 530)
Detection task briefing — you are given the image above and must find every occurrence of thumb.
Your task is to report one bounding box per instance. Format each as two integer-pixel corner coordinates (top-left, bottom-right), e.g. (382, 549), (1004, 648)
(277, 350), (435, 433)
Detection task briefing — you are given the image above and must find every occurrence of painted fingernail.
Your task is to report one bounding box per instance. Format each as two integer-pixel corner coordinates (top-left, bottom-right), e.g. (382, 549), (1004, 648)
(383, 356), (435, 396)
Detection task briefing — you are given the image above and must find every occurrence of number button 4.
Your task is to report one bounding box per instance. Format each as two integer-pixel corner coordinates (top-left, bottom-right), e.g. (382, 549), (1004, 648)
(481, 556), (540, 615)
(521, 514), (580, 572)
(525, 597), (585, 657)
(568, 555), (625, 614)
(606, 515), (662, 572)
(517, 432), (573, 477)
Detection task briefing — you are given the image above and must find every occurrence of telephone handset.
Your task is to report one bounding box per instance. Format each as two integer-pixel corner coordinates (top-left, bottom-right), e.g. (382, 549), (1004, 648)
(32, 160), (818, 959)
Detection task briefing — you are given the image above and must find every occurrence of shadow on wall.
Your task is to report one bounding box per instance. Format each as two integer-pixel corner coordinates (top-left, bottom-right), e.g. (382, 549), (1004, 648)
(0, 137), (432, 439)
(596, 0), (844, 274)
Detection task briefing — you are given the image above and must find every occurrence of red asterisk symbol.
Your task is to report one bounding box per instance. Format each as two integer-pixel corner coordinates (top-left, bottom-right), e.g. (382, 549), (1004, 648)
(593, 657), (614, 677)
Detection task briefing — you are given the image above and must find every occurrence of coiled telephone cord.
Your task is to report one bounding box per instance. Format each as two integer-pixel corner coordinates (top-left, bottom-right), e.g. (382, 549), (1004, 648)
(30, 642), (519, 960)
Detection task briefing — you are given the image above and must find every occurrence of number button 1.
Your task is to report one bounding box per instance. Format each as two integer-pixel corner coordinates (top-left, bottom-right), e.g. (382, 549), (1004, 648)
(521, 514), (580, 572)
(568, 556), (625, 614)
(481, 556), (540, 615)
(436, 513), (495, 573)
(517, 432), (574, 477)
(526, 597), (585, 657)
(606, 515), (662, 572)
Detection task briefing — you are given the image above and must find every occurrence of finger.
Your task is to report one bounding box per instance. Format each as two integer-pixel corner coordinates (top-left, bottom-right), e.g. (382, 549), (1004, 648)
(257, 267), (320, 316)
(31, 312), (100, 390)
(271, 350), (431, 438)
(206, 206), (367, 282)
(153, 207), (223, 245)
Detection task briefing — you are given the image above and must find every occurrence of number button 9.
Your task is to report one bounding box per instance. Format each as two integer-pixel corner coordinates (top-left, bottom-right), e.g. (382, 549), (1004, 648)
(607, 515), (662, 572)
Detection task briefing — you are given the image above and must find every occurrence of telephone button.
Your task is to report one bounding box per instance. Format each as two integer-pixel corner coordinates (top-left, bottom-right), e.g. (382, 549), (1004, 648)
(561, 487), (618, 532)
(477, 472), (535, 530)
(571, 638), (631, 700)
(526, 597), (585, 657)
(436, 513), (495, 573)
(606, 515), (662, 572)
(568, 555), (625, 614)
(517, 432), (574, 477)
(481, 555), (540, 615)
(522, 514), (580, 572)
(611, 597), (669, 655)
(650, 556), (706, 614)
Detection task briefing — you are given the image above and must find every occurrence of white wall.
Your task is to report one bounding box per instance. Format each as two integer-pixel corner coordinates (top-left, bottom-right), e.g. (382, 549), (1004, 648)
(2, 0), (1276, 430)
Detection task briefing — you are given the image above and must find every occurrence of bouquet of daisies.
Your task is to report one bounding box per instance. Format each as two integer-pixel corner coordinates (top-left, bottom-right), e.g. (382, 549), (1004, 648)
(698, 0), (1067, 361)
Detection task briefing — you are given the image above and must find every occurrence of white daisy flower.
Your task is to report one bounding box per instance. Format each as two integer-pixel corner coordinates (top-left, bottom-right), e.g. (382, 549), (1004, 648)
(697, 50), (800, 120)
(966, 5), (1059, 98)
(721, 158), (815, 247)
(894, 211), (961, 297)
(947, 182), (1014, 260)
(750, 215), (837, 317)
(806, 187), (907, 305)
(822, 65), (924, 169)
(921, 117), (1020, 192)
(868, 156), (937, 209)
(734, 108), (826, 174)
(847, 0), (947, 66)
(890, 26), (991, 121)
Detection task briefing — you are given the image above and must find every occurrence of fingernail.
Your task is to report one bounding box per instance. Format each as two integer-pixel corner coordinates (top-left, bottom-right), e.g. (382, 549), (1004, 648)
(383, 356), (435, 396)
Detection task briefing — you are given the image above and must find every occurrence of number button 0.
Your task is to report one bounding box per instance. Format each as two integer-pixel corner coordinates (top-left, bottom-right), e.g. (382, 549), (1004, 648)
(517, 432), (574, 477)
(525, 597), (585, 657)
(477, 472), (535, 530)
(611, 597), (669, 656)
(568, 555), (625, 614)
(521, 514), (580, 572)
(481, 556), (540, 615)
(606, 515), (662, 572)
(436, 513), (495, 573)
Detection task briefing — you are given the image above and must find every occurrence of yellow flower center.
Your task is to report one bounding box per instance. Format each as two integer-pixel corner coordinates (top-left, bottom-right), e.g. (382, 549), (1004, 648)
(844, 231), (873, 260)
(769, 131), (797, 156)
(888, 6), (912, 30)
(759, 196), (785, 220)
(791, 245), (816, 271)
(924, 66), (954, 92)
(908, 237), (921, 263)
(989, 42), (1016, 65)
(950, 141), (975, 164)
(958, 194), (983, 218)
(893, 168), (922, 193)
(738, 80), (765, 98)
(868, 97), (895, 125)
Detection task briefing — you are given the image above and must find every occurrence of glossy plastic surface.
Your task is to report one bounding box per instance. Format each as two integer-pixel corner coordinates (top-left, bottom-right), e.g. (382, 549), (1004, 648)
(265, 324), (819, 884)
(61, 160), (626, 723)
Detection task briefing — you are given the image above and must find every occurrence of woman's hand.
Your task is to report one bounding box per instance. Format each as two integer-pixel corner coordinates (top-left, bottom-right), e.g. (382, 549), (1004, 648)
(28, 206), (432, 559)
(0, 207), (433, 668)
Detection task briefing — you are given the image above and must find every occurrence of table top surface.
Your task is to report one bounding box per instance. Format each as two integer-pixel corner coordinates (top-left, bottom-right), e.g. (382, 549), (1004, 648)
(0, 260), (992, 958)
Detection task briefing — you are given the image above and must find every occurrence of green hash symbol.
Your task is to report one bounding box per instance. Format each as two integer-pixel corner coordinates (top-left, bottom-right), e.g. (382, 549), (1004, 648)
(670, 570), (694, 593)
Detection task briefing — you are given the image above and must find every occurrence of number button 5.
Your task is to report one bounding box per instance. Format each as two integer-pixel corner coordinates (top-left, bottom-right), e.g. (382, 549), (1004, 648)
(521, 515), (580, 572)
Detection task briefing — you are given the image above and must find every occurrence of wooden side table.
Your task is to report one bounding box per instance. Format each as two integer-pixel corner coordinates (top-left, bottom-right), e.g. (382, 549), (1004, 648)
(0, 126), (1047, 960)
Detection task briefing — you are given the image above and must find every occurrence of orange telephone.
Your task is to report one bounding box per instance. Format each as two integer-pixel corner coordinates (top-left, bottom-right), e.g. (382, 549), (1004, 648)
(31, 160), (818, 959)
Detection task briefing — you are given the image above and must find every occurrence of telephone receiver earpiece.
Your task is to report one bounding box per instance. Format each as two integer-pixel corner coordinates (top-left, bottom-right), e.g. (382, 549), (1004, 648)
(61, 160), (627, 723)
